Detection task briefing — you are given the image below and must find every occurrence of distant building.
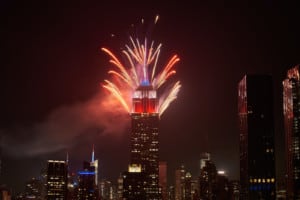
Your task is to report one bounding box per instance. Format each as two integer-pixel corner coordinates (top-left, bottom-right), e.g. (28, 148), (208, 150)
(199, 160), (217, 200)
(99, 179), (116, 200)
(77, 161), (98, 200)
(167, 186), (175, 200)
(215, 171), (230, 199)
(190, 179), (199, 200)
(184, 172), (192, 200)
(117, 174), (123, 200)
(175, 165), (185, 200)
(46, 160), (68, 200)
(238, 75), (276, 199)
(90, 145), (98, 187)
(283, 65), (300, 199)
(67, 171), (78, 200)
(130, 85), (160, 199)
(122, 164), (147, 200)
(199, 153), (210, 173)
(24, 177), (44, 199)
(228, 180), (240, 200)
(159, 161), (167, 200)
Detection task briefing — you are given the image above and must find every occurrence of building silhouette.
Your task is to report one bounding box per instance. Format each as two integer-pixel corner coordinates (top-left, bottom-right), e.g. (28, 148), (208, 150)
(184, 172), (192, 200)
(130, 85), (160, 199)
(175, 165), (185, 200)
(238, 75), (276, 199)
(90, 145), (98, 187)
(122, 164), (147, 200)
(282, 65), (300, 199)
(76, 161), (98, 200)
(117, 174), (124, 200)
(24, 177), (44, 199)
(46, 160), (68, 200)
(199, 160), (217, 200)
(159, 161), (167, 200)
(99, 179), (116, 200)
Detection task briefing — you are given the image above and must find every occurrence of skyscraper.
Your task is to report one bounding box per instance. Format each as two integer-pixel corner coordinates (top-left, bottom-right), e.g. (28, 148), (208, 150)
(101, 33), (181, 200)
(238, 75), (276, 199)
(199, 152), (210, 174)
(90, 145), (98, 187)
(283, 65), (300, 199)
(123, 164), (147, 200)
(46, 160), (68, 200)
(77, 161), (98, 200)
(159, 161), (167, 200)
(175, 165), (185, 200)
(130, 85), (160, 200)
(199, 160), (217, 200)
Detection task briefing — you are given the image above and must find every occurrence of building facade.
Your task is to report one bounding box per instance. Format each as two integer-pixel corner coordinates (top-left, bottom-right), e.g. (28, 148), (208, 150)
(159, 161), (167, 200)
(283, 65), (300, 199)
(123, 164), (147, 200)
(238, 75), (276, 199)
(130, 85), (160, 200)
(199, 160), (217, 200)
(77, 161), (98, 200)
(46, 160), (68, 200)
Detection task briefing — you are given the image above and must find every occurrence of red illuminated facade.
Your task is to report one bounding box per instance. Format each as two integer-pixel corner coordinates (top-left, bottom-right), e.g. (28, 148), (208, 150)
(283, 65), (300, 199)
(238, 75), (276, 200)
(132, 85), (158, 114)
(130, 85), (160, 200)
(159, 161), (167, 200)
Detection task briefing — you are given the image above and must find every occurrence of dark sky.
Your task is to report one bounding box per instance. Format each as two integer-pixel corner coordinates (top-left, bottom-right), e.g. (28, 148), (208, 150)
(1, 0), (300, 194)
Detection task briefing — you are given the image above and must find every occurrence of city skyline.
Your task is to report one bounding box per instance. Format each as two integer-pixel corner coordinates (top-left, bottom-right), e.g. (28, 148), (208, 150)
(1, 1), (300, 194)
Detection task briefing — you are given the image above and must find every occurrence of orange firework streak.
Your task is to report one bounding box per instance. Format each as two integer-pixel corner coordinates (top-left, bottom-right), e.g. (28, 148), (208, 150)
(101, 37), (181, 117)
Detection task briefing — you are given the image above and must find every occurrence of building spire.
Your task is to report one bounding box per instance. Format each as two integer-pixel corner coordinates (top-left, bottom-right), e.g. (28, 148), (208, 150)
(66, 151), (69, 163)
(92, 144), (95, 162)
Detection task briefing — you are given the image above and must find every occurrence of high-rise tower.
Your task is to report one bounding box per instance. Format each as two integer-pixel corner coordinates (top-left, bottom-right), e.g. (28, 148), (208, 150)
(130, 85), (160, 200)
(101, 32), (181, 200)
(238, 75), (276, 199)
(283, 65), (300, 199)
(46, 160), (68, 200)
(90, 145), (98, 187)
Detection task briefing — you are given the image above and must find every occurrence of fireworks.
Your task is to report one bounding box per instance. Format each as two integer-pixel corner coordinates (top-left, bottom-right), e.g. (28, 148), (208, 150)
(102, 36), (181, 117)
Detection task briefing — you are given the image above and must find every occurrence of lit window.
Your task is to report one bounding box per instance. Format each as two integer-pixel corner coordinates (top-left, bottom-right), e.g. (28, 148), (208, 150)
(271, 178), (275, 183)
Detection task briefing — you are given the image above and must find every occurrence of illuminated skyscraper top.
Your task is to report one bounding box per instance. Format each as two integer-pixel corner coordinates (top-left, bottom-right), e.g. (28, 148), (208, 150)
(101, 34), (181, 117)
(101, 17), (181, 200)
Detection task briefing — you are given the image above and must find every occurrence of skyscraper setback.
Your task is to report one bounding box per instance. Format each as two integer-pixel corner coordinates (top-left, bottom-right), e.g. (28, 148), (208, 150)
(238, 75), (276, 199)
(282, 65), (300, 199)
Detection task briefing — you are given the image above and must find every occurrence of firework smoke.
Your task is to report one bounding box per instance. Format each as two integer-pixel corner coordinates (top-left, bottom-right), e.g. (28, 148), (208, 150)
(0, 92), (130, 157)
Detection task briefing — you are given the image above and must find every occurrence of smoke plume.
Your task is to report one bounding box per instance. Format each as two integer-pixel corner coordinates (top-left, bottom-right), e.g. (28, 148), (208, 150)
(0, 91), (130, 157)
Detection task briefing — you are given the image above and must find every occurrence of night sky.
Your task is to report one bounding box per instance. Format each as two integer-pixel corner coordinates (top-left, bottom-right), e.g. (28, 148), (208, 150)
(1, 1), (300, 194)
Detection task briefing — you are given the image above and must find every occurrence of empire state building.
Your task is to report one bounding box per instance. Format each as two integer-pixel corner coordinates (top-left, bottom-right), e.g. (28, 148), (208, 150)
(130, 84), (160, 200)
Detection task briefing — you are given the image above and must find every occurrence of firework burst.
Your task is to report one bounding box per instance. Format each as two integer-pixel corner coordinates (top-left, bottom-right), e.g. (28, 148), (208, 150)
(102, 35), (181, 117)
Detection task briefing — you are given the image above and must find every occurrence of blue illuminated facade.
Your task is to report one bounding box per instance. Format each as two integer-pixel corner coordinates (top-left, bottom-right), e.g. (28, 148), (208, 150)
(77, 161), (98, 200)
